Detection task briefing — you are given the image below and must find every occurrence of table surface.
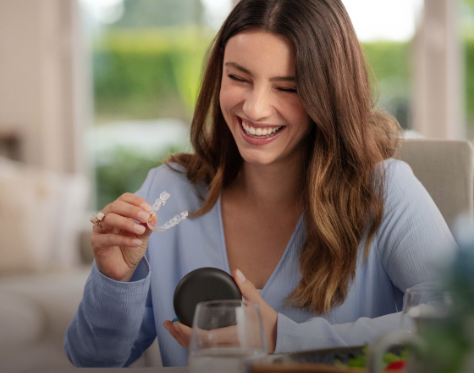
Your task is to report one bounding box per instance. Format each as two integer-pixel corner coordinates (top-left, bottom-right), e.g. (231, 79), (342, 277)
(27, 368), (187, 373)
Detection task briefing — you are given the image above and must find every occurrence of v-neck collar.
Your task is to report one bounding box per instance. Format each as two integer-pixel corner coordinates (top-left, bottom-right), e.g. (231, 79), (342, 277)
(217, 193), (304, 298)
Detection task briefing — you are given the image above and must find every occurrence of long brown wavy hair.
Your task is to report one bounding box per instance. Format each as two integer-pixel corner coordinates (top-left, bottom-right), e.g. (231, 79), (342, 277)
(169, 0), (402, 314)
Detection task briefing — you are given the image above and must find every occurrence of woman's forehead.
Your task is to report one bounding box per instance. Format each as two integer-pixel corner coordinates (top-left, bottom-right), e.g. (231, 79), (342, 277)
(223, 30), (296, 77)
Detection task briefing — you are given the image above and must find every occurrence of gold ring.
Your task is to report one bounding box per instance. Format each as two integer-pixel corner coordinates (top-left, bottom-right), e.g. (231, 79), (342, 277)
(91, 212), (105, 224)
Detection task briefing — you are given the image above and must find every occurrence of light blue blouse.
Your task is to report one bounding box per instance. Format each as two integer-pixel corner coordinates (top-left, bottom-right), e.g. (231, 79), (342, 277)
(64, 159), (456, 367)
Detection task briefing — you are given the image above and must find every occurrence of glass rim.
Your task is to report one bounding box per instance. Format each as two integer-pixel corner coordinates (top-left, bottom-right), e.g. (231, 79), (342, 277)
(195, 299), (259, 310)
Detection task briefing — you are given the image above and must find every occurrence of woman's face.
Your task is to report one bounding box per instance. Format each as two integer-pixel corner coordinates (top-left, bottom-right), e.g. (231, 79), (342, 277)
(220, 30), (311, 167)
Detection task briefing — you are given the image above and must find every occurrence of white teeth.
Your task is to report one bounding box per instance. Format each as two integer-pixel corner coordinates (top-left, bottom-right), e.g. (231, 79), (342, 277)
(241, 119), (282, 138)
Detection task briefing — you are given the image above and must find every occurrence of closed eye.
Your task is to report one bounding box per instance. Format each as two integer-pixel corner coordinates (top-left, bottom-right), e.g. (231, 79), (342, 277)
(278, 87), (298, 93)
(227, 74), (297, 93)
(228, 74), (247, 83)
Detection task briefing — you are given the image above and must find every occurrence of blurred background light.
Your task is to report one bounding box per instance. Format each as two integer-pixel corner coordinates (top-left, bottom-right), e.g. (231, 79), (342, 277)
(81, 0), (125, 24)
(342, 0), (424, 41)
(201, 0), (233, 29)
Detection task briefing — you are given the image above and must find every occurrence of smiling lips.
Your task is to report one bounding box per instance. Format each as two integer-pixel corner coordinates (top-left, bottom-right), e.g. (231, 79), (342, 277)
(240, 118), (284, 139)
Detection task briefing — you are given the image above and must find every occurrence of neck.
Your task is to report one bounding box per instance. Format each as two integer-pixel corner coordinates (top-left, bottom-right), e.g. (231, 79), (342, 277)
(234, 153), (306, 211)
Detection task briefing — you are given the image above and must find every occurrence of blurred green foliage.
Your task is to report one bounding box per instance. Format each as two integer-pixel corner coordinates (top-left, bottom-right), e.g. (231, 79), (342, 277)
(110, 0), (204, 29)
(93, 30), (474, 127)
(362, 41), (412, 128)
(95, 146), (182, 209)
(363, 41), (411, 82)
(93, 30), (474, 208)
(93, 28), (212, 123)
(466, 39), (474, 127)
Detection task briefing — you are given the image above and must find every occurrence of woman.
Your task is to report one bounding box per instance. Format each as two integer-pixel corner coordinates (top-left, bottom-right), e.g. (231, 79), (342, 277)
(65, 0), (455, 367)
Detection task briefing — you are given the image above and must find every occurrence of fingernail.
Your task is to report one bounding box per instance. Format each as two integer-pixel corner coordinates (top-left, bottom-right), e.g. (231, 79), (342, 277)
(138, 211), (149, 221)
(142, 202), (152, 212)
(134, 224), (146, 234)
(132, 238), (142, 246)
(236, 269), (246, 282)
(172, 318), (179, 323)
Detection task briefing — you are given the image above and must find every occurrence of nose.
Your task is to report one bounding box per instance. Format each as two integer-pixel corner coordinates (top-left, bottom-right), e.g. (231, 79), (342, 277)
(242, 86), (274, 122)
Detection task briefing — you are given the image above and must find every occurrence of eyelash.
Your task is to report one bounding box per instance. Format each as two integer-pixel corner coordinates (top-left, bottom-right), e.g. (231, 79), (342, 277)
(227, 74), (297, 93)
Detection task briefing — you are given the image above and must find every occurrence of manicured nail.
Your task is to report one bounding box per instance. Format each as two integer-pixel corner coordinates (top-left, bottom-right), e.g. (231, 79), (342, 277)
(138, 211), (149, 221)
(132, 238), (142, 246)
(134, 224), (146, 234)
(172, 318), (179, 323)
(236, 269), (246, 282)
(142, 202), (152, 212)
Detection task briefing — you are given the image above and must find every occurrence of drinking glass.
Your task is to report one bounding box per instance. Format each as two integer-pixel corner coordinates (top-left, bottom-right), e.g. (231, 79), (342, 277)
(370, 286), (455, 373)
(188, 300), (268, 373)
(400, 285), (452, 331)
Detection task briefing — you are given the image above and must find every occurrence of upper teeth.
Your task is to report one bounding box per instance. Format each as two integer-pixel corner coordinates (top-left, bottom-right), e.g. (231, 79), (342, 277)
(242, 120), (282, 136)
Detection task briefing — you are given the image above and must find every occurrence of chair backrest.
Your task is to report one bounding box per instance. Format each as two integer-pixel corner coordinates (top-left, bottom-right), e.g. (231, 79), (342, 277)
(396, 139), (474, 229)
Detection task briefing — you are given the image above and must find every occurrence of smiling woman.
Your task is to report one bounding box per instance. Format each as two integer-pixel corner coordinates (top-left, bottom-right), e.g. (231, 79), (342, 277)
(220, 31), (311, 165)
(65, 0), (456, 368)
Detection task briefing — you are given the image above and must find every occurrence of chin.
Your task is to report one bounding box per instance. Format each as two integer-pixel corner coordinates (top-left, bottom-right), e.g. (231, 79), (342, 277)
(239, 151), (278, 166)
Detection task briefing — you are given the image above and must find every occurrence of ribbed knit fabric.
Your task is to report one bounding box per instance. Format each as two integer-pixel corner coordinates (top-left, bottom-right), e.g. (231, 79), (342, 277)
(64, 159), (456, 367)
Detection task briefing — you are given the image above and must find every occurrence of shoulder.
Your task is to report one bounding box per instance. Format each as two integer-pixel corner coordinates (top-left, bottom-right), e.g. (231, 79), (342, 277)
(378, 158), (421, 204)
(142, 162), (190, 190)
(380, 158), (416, 188)
(373, 160), (456, 284)
(377, 158), (446, 228)
(135, 163), (203, 210)
(148, 162), (189, 186)
(375, 157), (445, 234)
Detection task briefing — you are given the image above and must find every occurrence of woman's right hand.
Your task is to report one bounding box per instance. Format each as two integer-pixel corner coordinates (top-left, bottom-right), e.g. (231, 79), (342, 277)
(90, 193), (157, 282)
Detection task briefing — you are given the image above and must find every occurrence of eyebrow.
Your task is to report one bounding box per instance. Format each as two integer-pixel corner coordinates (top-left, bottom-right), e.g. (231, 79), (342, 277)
(224, 62), (296, 82)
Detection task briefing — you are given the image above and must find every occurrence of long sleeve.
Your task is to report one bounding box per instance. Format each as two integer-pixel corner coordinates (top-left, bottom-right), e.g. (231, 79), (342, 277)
(273, 160), (457, 354)
(64, 169), (159, 367)
(275, 311), (403, 353)
(64, 260), (155, 367)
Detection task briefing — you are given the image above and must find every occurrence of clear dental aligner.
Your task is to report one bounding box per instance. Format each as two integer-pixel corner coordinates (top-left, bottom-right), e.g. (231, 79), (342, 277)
(147, 191), (188, 232)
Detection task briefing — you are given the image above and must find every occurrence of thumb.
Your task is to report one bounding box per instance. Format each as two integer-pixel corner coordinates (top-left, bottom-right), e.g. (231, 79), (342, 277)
(233, 269), (264, 305)
(138, 213), (157, 240)
(233, 269), (278, 354)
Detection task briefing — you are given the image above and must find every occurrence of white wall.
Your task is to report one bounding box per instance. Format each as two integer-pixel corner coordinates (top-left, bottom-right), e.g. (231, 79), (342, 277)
(413, 0), (464, 139)
(0, 0), (89, 174)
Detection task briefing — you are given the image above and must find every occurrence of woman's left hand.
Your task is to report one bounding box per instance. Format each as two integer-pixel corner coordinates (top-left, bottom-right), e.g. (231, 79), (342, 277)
(163, 269), (278, 353)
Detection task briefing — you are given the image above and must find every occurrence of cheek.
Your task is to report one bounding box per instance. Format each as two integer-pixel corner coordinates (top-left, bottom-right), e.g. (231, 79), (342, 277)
(219, 88), (231, 130)
(279, 97), (310, 129)
(219, 81), (244, 114)
(219, 81), (233, 111)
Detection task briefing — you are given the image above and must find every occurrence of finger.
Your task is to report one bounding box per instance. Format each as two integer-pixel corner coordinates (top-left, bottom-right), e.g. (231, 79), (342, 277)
(91, 233), (142, 249)
(103, 200), (152, 224)
(164, 321), (189, 349)
(92, 222), (109, 234)
(204, 325), (239, 346)
(100, 213), (147, 236)
(164, 321), (189, 347)
(233, 269), (265, 305)
(117, 192), (153, 212)
(173, 322), (192, 340)
(233, 269), (278, 354)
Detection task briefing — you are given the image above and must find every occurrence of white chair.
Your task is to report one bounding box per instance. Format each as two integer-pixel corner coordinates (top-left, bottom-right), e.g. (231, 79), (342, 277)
(397, 139), (474, 228)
